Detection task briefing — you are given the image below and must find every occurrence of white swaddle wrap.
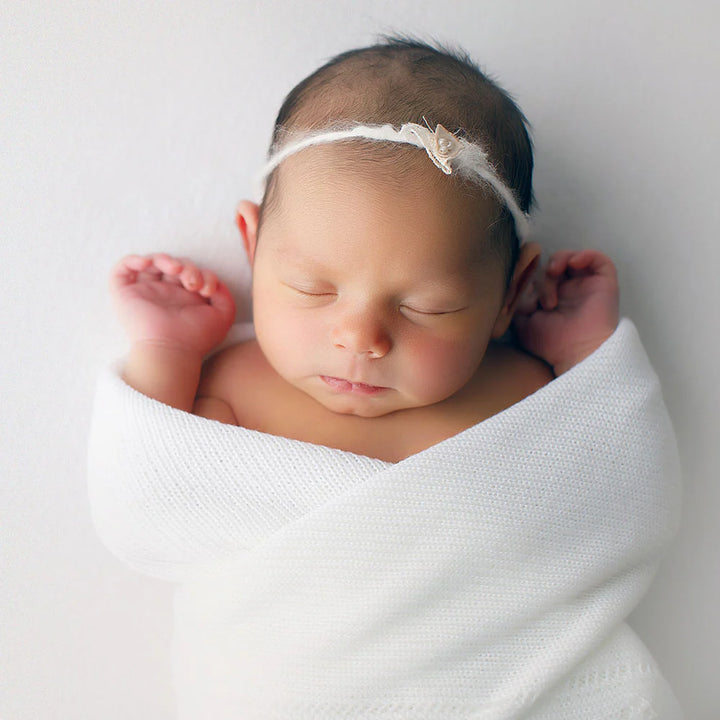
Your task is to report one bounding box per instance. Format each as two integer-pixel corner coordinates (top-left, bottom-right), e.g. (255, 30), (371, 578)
(87, 319), (683, 719)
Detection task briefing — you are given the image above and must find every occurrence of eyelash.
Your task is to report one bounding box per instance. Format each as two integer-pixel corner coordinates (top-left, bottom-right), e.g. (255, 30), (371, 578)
(400, 306), (465, 317)
(287, 285), (464, 316)
(292, 287), (335, 298)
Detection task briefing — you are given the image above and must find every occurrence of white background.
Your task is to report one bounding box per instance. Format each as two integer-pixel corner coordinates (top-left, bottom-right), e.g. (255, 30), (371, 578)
(2, 1), (718, 718)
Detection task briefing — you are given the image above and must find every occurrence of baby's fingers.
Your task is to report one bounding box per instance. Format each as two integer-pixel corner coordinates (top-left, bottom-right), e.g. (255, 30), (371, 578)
(549, 249), (616, 280)
(109, 253), (228, 308)
(173, 258), (205, 292)
(566, 249), (618, 282)
(197, 269), (219, 298)
(175, 260), (224, 299)
(207, 280), (236, 324)
(110, 254), (153, 291)
(533, 255), (568, 310)
(152, 255), (217, 294)
(149, 253), (184, 276)
(545, 250), (578, 277)
(172, 260), (222, 298)
(539, 250), (576, 308)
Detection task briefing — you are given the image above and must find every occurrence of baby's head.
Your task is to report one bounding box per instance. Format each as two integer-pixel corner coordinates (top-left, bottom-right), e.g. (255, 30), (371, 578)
(237, 37), (540, 417)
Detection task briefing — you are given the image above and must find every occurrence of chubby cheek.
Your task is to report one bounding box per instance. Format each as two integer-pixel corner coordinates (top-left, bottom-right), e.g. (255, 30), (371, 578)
(399, 331), (487, 402)
(252, 293), (324, 377)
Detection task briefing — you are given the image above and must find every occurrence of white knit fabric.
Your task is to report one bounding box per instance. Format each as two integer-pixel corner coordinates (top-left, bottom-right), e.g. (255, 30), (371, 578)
(87, 319), (683, 719)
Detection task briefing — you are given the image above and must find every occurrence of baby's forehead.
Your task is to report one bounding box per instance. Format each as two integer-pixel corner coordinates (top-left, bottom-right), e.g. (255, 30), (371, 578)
(272, 142), (498, 217)
(262, 145), (505, 277)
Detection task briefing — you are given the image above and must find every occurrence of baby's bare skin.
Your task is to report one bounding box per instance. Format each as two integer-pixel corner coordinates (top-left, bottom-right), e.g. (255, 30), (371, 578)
(110, 144), (618, 463)
(110, 246), (617, 462)
(195, 334), (552, 462)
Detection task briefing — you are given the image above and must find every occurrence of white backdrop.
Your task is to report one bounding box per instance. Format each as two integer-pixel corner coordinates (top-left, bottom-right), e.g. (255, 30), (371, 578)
(2, 1), (718, 718)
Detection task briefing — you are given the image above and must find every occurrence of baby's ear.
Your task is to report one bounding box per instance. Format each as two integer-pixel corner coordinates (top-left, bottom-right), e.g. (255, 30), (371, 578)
(491, 241), (541, 338)
(236, 201), (261, 264)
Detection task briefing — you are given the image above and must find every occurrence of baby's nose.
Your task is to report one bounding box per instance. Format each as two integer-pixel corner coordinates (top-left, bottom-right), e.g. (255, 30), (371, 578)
(331, 309), (392, 358)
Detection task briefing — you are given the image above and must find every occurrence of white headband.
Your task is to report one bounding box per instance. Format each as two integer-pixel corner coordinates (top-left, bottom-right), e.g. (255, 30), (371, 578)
(256, 122), (530, 241)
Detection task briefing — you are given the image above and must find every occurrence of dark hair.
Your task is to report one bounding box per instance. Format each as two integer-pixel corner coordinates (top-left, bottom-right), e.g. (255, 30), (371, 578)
(263, 36), (534, 284)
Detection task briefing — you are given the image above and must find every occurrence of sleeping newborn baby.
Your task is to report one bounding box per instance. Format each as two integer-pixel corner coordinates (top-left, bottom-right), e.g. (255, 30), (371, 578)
(90, 37), (682, 719)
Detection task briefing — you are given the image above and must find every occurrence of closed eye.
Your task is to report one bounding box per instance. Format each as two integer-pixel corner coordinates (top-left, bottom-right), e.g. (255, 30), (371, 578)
(283, 283), (336, 298)
(400, 305), (468, 316)
(294, 288), (336, 297)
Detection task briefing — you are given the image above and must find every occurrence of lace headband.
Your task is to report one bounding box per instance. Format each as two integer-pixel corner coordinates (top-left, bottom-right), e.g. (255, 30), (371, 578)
(256, 123), (530, 241)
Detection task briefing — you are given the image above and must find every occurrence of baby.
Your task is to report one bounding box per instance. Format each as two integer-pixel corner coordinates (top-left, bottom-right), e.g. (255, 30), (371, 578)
(110, 38), (618, 463)
(93, 38), (681, 717)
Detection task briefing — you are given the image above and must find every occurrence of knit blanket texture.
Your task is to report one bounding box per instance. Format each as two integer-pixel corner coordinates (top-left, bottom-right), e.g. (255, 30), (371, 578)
(87, 319), (683, 719)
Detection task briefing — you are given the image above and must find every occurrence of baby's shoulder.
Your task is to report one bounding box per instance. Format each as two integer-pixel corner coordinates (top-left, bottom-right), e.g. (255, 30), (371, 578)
(200, 338), (272, 388)
(476, 342), (554, 406)
(500, 341), (554, 380)
(202, 337), (264, 375)
(196, 340), (272, 422)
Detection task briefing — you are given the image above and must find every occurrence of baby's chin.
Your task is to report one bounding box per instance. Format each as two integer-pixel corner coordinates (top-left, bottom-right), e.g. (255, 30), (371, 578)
(303, 385), (416, 419)
(313, 393), (402, 418)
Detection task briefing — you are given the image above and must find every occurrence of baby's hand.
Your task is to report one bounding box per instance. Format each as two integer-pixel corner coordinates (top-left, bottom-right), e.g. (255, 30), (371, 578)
(513, 249), (619, 374)
(110, 253), (236, 357)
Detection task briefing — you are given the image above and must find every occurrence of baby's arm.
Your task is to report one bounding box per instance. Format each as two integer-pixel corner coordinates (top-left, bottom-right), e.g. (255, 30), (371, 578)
(513, 249), (619, 375)
(110, 254), (236, 414)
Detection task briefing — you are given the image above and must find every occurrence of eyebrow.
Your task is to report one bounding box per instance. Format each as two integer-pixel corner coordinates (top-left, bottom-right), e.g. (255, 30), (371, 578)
(407, 277), (480, 300)
(269, 242), (327, 271)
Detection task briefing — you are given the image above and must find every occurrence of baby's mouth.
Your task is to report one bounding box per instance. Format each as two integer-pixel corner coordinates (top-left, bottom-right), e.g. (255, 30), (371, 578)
(320, 376), (388, 396)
